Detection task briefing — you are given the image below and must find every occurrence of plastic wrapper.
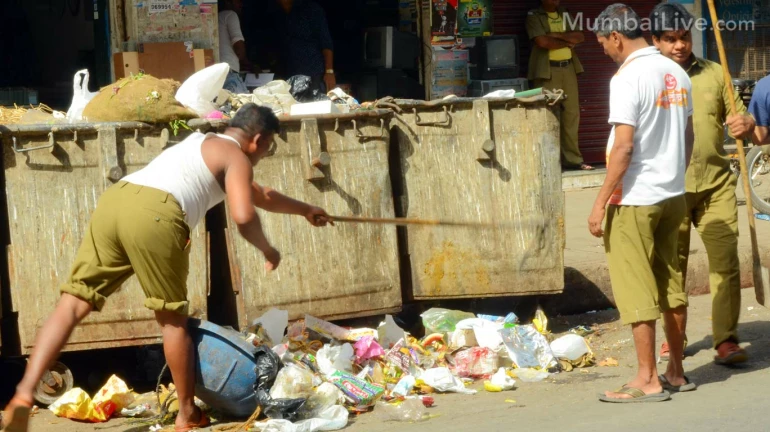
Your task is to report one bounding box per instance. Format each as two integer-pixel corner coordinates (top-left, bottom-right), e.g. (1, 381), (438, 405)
(317, 344), (355, 377)
(532, 307), (550, 335)
(550, 334), (591, 361)
(384, 339), (419, 376)
(451, 347), (499, 378)
(254, 345), (307, 421)
(328, 371), (385, 409)
(418, 368), (477, 395)
(299, 383), (344, 420)
(513, 368), (550, 383)
(270, 364), (315, 400)
(478, 313), (519, 324)
(499, 325), (557, 370)
(483, 368), (516, 392)
(449, 329), (478, 349)
(251, 308), (289, 347)
(49, 375), (134, 422)
(175, 63), (229, 117)
(253, 405), (349, 432)
(287, 75), (330, 103)
(354, 336), (385, 363)
(421, 308), (476, 334)
(455, 318), (504, 349)
(377, 398), (428, 422)
(305, 315), (351, 341)
(391, 375), (416, 398)
(252, 81), (298, 116)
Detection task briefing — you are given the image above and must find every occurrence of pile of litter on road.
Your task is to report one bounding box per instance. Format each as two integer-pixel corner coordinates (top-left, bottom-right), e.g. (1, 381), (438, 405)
(46, 307), (597, 431)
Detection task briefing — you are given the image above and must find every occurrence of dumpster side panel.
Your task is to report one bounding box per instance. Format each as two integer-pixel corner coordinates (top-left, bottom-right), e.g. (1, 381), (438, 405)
(395, 101), (564, 299)
(228, 117), (401, 323)
(3, 128), (208, 354)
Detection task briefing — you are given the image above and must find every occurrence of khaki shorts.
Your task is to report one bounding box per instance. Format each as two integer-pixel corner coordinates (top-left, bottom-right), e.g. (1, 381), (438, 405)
(604, 195), (688, 325)
(60, 181), (192, 315)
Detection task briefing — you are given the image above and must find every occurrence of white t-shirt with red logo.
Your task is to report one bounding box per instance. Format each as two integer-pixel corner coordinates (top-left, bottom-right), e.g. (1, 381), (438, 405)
(606, 46), (693, 206)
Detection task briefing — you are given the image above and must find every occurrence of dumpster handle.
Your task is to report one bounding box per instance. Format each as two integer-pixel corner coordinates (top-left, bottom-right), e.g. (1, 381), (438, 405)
(12, 133), (55, 153)
(413, 106), (451, 126)
(352, 118), (386, 139)
(546, 89), (565, 106)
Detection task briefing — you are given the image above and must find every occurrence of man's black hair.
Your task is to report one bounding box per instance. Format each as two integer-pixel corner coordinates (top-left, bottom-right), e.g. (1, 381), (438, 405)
(230, 103), (281, 138)
(594, 3), (643, 40)
(650, 3), (694, 39)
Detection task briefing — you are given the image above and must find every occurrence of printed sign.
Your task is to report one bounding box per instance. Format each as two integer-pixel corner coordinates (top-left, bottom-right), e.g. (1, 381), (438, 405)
(149, 0), (176, 14)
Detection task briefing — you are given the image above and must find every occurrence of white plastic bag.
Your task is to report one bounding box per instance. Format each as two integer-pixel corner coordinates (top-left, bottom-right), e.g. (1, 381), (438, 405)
(253, 80), (298, 116)
(419, 367), (477, 395)
(269, 363), (314, 400)
(253, 308), (289, 348)
(66, 69), (98, 122)
(514, 368), (550, 383)
(299, 383), (344, 420)
(316, 344), (355, 377)
(175, 62), (229, 117)
(252, 405), (348, 432)
(484, 368), (516, 392)
(378, 315), (406, 350)
(456, 318), (503, 349)
(550, 334), (591, 361)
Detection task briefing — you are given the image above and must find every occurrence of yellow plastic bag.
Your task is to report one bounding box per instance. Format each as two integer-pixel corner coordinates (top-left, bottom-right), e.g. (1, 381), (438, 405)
(49, 375), (134, 422)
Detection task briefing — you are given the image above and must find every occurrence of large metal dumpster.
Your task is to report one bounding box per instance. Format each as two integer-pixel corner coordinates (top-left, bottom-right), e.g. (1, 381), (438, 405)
(224, 110), (402, 325)
(0, 122), (210, 355)
(390, 94), (565, 299)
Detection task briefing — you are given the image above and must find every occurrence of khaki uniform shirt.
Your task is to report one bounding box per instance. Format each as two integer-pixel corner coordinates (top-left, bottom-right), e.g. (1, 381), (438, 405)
(685, 56), (747, 193)
(525, 6), (584, 81)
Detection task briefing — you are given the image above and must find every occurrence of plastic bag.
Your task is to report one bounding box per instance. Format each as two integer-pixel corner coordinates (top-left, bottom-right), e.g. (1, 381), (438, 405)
(49, 375), (134, 422)
(252, 308), (289, 348)
(287, 75), (329, 103)
(377, 398), (428, 422)
(455, 318), (504, 349)
(418, 368), (477, 395)
(378, 315), (407, 350)
(483, 368), (516, 392)
(514, 368), (550, 383)
(299, 383), (344, 420)
(270, 364), (315, 400)
(253, 405), (349, 432)
(499, 325), (557, 370)
(254, 345), (307, 421)
(175, 62), (229, 117)
(66, 69), (98, 122)
(449, 329), (478, 349)
(451, 347), (499, 378)
(391, 375), (416, 398)
(317, 344), (355, 377)
(252, 81), (298, 116)
(421, 308), (476, 334)
(550, 334), (591, 361)
(353, 336), (384, 363)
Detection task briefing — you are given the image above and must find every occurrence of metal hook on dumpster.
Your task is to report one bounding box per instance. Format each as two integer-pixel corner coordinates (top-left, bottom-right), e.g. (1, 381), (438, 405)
(547, 89), (565, 106)
(12, 132), (56, 153)
(73, 130), (78, 143)
(414, 106), (451, 127)
(353, 118), (386, 140)
(334, 118), (340, 132)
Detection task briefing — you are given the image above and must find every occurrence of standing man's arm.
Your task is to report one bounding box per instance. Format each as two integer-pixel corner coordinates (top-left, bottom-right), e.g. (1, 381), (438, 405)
(526, 13), (571, 50)
(227, 13), (252, 71)
(749, 81), (770, 145)
(723, 75), (756, 141)
(588, 124), (635, 237)
(317, 6), (336, 91)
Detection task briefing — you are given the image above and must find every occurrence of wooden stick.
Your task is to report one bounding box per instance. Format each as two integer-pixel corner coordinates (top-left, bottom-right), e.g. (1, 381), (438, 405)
(328, 215), (542, 228)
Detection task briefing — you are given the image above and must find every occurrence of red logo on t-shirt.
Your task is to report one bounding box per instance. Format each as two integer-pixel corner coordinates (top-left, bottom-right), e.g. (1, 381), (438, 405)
(665, 74), (678, 90)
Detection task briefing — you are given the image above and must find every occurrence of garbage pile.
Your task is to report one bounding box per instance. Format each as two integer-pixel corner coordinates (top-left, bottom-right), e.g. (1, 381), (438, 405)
(46, 306), (596, 430)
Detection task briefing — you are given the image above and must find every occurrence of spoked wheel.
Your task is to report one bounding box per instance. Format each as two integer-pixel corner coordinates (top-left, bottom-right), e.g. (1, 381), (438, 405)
(745, 145), (770, 215)
(33, 361), (74, 406)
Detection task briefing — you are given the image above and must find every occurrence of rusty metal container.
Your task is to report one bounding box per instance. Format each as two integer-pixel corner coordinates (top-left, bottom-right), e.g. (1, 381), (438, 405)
(0, 121), (211, 354)
(390, 95), (565, 299)
(224, 110), (402, 325)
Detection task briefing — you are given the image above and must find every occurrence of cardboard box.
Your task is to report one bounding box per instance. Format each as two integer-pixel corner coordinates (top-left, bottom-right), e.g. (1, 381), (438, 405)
(113, 43), (215, 83)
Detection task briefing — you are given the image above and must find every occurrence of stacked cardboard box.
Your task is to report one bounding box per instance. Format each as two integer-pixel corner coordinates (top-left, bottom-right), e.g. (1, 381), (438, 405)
(431, 48), (469, 99)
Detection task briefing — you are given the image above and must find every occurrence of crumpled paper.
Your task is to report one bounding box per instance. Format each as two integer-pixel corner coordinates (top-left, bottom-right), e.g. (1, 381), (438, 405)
(49, 375), (134, 422)
(353, 336), (385, 363)
(499, 325), (557, 370)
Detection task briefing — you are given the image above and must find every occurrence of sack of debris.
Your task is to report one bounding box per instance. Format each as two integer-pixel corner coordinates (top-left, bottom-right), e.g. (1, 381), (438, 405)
(82, 74), (197, 123)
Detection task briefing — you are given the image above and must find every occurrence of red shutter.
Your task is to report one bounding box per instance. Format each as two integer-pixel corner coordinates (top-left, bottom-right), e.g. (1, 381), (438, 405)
(491, 0), (658, 165)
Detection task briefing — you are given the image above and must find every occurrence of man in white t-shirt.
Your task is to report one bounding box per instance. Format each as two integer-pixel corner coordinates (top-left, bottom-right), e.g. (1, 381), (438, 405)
(219, 0), (250, 94)
(588, 4), (695, 404)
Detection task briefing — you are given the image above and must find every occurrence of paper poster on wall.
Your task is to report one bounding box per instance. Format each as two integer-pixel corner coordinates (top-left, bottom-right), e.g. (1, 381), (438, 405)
(149, 0), (177, 14)
(457, 0), (491, 37)
(431, 0), (457, 37)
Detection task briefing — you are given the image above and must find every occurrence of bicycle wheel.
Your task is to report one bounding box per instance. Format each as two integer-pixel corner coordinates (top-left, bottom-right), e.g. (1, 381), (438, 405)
(746, 145), (770, 214)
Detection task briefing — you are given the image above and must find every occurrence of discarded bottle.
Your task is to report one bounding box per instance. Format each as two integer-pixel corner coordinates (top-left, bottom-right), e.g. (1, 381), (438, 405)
(392, 375), (416, 398)
(378, 398), (428, 422)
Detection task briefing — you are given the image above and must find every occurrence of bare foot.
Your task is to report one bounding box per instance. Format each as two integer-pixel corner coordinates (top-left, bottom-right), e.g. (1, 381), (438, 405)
(604, 376), (663, 399)
(174, 404), (201, 430)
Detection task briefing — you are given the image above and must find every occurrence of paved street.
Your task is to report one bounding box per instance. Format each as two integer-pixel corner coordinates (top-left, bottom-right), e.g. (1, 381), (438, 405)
(16, 288), (770, 432)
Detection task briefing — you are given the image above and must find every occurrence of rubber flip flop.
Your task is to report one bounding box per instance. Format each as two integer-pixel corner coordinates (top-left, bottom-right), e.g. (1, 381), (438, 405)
(659, 374), (697, 392)
(598, 387), (671, 403)
(714, 350), (748, 366)
(174, 408), (211, 432)
(0, 397), (33, 432)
